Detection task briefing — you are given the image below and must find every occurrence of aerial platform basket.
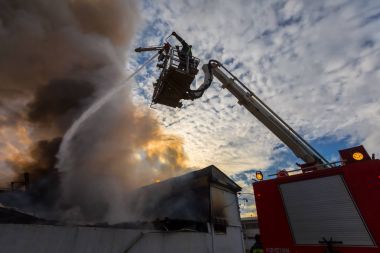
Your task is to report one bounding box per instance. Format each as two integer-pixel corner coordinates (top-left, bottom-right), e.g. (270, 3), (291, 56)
(152, 47), (200, 108)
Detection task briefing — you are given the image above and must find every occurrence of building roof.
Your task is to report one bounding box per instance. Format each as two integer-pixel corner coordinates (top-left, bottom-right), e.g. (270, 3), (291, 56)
(187, 165), (242, 192)
(128, 165), (241, 222)
(144, 165), (242, 193)
(0, 206), (51, 224)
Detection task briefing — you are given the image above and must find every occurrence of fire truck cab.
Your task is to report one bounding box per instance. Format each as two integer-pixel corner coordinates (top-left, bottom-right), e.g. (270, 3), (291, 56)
(254, 146), (380, 253)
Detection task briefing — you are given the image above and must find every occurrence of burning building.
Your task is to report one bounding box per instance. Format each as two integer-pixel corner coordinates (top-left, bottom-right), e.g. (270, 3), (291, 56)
(0, 1), (244, 252)
(0, 165), (245, 253)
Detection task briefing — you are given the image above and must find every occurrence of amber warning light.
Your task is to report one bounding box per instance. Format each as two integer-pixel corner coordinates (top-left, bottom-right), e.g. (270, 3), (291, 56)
(256, 171), (263, 181)
(352, 152), (364, 161)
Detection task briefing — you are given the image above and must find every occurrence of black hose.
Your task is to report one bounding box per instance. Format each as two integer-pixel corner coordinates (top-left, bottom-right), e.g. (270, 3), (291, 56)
(186, 60), (217, 99)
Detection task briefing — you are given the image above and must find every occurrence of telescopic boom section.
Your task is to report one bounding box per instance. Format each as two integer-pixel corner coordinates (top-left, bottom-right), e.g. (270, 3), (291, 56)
(207, 61), (329, 166)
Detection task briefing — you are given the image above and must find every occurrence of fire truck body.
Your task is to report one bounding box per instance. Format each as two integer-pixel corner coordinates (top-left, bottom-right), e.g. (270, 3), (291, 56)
(254, 146), (380, 253)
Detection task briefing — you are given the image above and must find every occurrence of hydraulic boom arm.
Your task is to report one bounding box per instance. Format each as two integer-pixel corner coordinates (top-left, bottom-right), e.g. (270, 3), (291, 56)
(195, 60), (329, 166)
(133, 34), (328, 166)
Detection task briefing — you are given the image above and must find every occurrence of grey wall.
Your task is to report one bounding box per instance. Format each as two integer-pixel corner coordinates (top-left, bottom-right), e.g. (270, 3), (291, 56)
(0, 224), (244, 253)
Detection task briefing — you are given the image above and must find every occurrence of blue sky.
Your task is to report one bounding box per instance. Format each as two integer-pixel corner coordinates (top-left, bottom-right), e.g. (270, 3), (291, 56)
(126, 0), (380, 216)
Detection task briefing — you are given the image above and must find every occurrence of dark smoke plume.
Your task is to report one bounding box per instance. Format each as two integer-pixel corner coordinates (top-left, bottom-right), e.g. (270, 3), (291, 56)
(0, 0), (189, 223)
(5, 138), (61, 181)
(0, 0), (138, 187)
(27, 79), (95, 132)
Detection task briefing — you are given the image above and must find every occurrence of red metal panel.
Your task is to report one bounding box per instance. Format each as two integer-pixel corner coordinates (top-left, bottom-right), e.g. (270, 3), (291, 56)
(342, 160), (380, 247)
(254, 179), (294, 252)
(339, 145), (371, 164)
(253, 159), (380, 253)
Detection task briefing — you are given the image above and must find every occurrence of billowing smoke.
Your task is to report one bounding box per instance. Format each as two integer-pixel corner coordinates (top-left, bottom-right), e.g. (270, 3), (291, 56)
(27, 79), (95, 132)
(0, 0), (189, 223)
(58, 91), (189, 223)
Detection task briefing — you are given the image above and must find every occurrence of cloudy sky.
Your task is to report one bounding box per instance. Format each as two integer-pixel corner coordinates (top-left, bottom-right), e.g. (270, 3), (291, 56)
(126, 0), (380, 216)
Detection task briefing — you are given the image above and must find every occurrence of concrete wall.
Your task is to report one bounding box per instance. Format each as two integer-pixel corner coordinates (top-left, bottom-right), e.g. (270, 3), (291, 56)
(211, 185), (245, 253)
(241, 218), (260, 252)
(211, 185), (241, 226)
(213, 226), (245, 253)
(0, 224), (244, 253)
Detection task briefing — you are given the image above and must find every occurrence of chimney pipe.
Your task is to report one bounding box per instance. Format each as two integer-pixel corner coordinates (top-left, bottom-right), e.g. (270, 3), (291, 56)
(24, 172), (30, 191)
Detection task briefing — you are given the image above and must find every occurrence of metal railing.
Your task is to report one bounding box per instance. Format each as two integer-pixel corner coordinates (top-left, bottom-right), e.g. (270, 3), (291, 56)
(268, 160), (345, 177)
(167, 47), (200, 74)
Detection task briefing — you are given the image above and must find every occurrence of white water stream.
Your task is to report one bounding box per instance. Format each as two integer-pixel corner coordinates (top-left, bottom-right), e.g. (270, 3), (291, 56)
(57, 53), (158, 170)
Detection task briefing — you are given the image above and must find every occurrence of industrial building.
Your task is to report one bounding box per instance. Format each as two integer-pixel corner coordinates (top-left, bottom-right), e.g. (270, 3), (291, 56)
(0, 165), (245, 253)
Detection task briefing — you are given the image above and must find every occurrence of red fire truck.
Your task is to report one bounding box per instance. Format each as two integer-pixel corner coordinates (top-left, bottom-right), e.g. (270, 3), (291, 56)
(254, 146), (380, 253)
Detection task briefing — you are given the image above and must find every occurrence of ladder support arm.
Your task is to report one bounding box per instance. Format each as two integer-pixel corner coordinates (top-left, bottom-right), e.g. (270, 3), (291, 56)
(206, 62), (329, 166)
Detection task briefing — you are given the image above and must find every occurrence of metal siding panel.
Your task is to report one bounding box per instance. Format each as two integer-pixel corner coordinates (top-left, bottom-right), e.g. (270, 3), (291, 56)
(279, 175), (374, 246)
(211, 186), (241, 226)
(0, 224), (218, 253)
